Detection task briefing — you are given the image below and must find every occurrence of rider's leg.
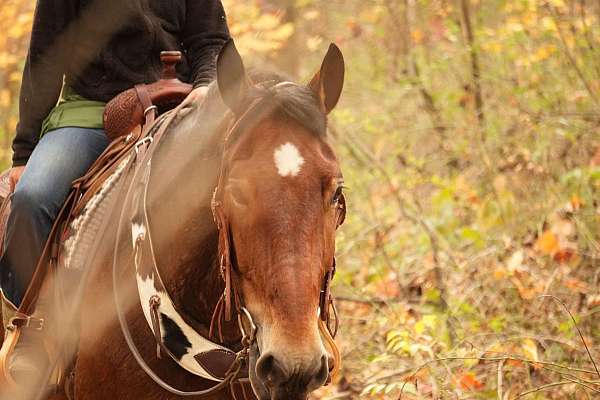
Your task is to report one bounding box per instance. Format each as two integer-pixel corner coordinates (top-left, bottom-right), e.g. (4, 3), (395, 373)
(0, 127), (109, 308)
(0, 127), (108, 391)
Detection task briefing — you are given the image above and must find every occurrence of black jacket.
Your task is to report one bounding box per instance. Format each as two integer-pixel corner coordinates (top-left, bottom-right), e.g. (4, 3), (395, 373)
(13, 0), (230, 166)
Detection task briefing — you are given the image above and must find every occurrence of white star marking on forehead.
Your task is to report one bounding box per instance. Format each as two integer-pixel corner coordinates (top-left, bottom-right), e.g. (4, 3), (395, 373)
(274, 142), (305, 177)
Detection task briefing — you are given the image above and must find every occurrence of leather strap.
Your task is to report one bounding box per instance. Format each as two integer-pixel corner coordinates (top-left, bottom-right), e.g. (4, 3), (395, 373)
(111, 110), (253, 397)
(128, 132), (238, 380)
(148, 295), (162, 359)
(135, 84), (156, 127)
(210, 98), (266, 327)
(71, 128), (143, 216)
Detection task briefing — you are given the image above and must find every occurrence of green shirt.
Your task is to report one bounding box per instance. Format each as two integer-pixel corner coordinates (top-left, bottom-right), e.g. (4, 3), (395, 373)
(40, 86), (105, 137)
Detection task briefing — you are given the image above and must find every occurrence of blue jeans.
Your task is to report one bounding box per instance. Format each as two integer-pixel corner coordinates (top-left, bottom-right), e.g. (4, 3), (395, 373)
(0, 127), (109, 307)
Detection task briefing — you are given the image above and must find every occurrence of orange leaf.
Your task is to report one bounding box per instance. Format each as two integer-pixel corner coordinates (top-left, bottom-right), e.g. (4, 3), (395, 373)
(553, 248), (574, 264)
(459, 372), (484, 391)
(570, 195), (583, 210)
(590, 145), (600, 167)
(535, 230), (559, 255)
(564, 278), (589, 294)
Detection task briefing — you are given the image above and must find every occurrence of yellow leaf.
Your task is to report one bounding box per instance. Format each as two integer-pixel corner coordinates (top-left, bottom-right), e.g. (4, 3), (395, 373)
(521, 339), (538, 362)
(412, 29), (424, 44)
(493, 267), (507, 280)
(9, 71), (21, 83)
(533, 45), (556, 62)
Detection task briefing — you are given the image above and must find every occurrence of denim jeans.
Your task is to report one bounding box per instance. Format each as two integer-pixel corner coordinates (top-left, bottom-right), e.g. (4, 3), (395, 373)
(0, 127), (109, 307)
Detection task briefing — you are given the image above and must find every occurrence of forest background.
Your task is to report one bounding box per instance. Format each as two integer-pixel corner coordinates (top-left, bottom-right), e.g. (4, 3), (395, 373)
(1, 0), (599, 398)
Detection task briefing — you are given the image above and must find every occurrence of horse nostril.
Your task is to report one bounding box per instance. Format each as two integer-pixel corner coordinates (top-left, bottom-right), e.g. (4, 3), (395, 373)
(256, 352), (330, 391)
(312, 354), (329, 388)
(256, 353), (286, 385)
(327, 354), (335, 372)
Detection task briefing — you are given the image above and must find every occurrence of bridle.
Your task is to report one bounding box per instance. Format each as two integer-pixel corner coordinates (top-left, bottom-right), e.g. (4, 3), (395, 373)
(112, 83), (346, 399)
(209, 87), (346, 378)
(209, 87), (346, 337)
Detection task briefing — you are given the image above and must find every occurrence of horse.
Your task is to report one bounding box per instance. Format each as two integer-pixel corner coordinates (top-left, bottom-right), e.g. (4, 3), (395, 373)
(17, 40), (346, 400)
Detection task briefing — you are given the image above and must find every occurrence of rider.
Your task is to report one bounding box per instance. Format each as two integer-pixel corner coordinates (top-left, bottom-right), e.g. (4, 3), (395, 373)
(0, 0), (230, 386)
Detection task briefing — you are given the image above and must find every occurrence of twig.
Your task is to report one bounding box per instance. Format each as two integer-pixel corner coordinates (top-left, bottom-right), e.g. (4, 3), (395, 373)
(458, 0), (485, 129)
(545, 3), (600, 108)
(542, 365), (600, 388)
(497, 359), (504, 400)
(562, 375), (600, 394)
(539, 295), (600, 379)
(514, 380), (574, 398)
(391, 354), (600, 399)
(336, 296), (392, 306)
(369, 355), (599, 385)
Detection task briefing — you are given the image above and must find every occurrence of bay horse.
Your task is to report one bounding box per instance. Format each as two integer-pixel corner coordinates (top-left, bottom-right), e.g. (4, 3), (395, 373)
(14, 41), (345, 400)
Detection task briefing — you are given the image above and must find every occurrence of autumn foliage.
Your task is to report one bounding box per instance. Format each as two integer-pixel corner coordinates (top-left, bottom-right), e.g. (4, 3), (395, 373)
(1, 0), (600, 398)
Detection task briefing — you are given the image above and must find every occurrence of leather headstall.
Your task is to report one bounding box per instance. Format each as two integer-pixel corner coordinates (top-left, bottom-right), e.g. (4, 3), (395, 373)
(209, 91), (347, 345)
(209, 97), (266, 339)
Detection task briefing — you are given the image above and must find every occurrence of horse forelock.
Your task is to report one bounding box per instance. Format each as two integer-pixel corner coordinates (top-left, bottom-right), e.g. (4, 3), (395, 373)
(210, 70), (327, 144)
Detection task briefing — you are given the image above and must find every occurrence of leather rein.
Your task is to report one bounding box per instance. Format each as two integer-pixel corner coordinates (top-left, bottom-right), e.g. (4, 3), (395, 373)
(112, 84), (345, 398)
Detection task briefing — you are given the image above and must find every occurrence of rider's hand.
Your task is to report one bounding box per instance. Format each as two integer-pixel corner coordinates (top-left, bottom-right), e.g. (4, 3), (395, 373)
(8, 166), (25, 193)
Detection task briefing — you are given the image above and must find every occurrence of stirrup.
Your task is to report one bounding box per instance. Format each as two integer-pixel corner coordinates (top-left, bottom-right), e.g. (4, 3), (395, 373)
(0, 324), (20, 388)
(0, 316), (61, 392)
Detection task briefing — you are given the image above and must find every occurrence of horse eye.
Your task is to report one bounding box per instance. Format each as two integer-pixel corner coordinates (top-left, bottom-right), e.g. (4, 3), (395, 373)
(331, 187), (343, 205)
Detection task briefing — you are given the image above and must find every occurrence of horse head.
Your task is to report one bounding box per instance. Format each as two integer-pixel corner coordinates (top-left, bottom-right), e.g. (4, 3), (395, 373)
(212, 41), (346, 400)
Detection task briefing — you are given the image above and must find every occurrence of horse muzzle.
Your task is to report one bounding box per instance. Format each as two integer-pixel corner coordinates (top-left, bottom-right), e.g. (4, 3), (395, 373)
(248, 332), (330, 400)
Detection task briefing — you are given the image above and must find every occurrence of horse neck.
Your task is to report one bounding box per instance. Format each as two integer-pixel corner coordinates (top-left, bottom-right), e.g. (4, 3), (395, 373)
(144, 92), (230, 330)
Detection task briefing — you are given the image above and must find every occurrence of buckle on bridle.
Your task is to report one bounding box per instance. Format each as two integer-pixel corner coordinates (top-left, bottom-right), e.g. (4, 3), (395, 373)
(144, 105), (158, 117)
(7, 315), (45, 331)
(134, 136), (154, 154)
(237, 307), (256, 347)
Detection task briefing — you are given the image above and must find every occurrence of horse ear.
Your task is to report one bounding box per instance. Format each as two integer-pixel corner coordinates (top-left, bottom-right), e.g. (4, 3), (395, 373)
(308, 43), (345, 114)
(217, 39), (250, 112)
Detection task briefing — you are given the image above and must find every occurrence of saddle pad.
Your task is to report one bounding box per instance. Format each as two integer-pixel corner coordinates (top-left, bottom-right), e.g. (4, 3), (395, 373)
(60, 155), (132, 270)
(0, 170), (11, 202)
(0, 170), (12, 259)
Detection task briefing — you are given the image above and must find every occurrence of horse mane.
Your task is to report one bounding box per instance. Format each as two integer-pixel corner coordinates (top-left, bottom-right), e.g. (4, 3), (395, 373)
(204, 69), (327, 138)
